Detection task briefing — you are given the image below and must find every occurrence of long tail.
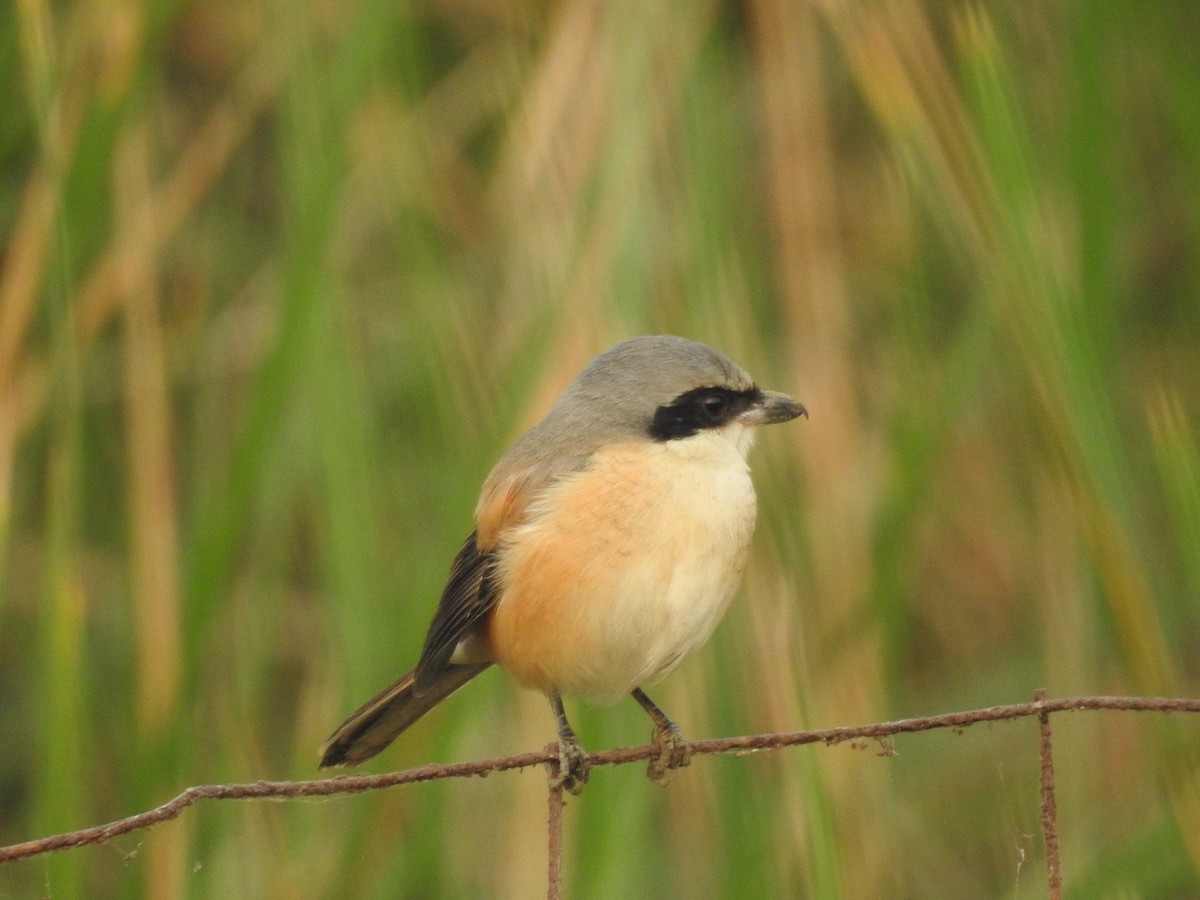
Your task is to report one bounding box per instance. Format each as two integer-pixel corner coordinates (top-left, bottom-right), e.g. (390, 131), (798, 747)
(319, 663), (492, 768)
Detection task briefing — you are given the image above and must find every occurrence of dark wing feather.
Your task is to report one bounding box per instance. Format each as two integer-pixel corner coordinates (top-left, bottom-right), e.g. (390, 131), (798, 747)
(413, 530), (499, 695)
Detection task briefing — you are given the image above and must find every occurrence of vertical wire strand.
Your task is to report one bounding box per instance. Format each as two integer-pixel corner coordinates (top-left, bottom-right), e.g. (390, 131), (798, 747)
(1036, 689), (1063, 899)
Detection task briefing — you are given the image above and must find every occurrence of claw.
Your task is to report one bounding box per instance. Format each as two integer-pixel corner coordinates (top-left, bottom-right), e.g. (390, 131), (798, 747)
(646, 719), (693, 785)
(551, 733), (590, 795)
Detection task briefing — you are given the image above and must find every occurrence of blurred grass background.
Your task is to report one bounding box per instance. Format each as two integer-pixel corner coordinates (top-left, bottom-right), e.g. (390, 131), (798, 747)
(2, 0), (1199, 896)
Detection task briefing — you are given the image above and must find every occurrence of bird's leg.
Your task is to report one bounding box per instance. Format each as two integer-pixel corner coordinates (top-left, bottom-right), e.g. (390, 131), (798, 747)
(548, 693), (589, 795)
(631, 687), (693, 785)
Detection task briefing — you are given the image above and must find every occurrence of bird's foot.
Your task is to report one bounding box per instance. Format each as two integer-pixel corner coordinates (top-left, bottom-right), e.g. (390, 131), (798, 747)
(646, 720), (693, 786)
(547, 733), (590, 796)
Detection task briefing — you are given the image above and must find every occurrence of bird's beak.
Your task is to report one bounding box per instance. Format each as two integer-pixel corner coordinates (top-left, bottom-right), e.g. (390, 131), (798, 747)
(739, 390), (807, 426)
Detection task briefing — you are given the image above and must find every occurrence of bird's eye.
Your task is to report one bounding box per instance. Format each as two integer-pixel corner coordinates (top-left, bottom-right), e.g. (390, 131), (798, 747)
(699, 393), (728, 422)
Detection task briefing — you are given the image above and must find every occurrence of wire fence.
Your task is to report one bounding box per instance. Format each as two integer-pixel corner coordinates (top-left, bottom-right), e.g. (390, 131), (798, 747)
(3, 692), (1199, 898)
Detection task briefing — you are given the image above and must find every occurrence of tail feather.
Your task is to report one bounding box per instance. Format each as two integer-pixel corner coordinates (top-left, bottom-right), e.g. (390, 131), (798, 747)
(320, 663), (491, 768)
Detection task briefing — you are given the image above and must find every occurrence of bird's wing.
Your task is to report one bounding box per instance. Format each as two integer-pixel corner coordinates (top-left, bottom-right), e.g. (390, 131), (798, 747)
(412, 531), (496, 695)
(412, 456), (590, 695)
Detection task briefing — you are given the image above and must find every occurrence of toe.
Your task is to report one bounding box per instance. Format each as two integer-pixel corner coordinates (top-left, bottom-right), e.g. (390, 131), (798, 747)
(548, 739), (590, 795)
(646, 725), (692, 785)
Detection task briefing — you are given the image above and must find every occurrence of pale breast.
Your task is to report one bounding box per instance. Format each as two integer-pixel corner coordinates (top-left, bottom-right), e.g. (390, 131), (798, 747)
(487, 428), (758, 703)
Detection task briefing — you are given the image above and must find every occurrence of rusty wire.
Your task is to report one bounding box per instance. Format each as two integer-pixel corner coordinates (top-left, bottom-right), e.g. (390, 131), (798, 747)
(3, 692), (1199, 898)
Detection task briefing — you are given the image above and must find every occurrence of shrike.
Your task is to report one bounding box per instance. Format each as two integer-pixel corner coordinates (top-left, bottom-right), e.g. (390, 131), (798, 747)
(321, 336), (806, 792)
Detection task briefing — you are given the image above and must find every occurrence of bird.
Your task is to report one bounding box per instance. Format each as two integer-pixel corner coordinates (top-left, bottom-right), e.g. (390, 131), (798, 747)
(319, 335), (806, 793)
